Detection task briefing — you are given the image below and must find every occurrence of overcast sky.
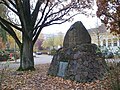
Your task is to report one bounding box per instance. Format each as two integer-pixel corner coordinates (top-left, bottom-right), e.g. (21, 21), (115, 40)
(41, 14), (102, 34)
(41, 1), (102, 34)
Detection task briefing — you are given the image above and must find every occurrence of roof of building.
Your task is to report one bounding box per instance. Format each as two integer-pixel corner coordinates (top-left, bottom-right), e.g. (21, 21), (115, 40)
(88, 24), (107, 34)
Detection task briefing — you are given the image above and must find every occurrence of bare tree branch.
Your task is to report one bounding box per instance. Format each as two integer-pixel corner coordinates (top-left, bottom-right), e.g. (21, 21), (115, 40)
(102, 12), (118, 22)
(14, 0), (24, 26)
(47, 6), (69, 19)
(0, 21), (21, 47)
(32, 0), (43, 26)
(34, 0), (49, 29)
(0, 16), (22, 31)
(32, 26), (44, 44)
(34, 1), (61, 29)
(45, 13), (80, 26)
(8, 0), (17, 9)
(1, 0), (18, 15)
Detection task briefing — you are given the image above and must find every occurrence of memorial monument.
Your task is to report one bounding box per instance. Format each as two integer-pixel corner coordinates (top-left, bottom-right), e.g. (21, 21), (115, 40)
(48, 21), (107, 83)
(63, 21), (91, 47)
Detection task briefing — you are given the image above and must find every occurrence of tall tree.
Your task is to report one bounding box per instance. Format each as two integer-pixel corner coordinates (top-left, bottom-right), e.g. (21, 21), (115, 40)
(97, 0), (120, 34)
(0, 0), (93, 71)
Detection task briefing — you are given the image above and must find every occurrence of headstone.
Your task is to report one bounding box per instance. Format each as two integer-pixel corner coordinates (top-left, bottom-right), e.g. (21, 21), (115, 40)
(63, 21), (91, 48)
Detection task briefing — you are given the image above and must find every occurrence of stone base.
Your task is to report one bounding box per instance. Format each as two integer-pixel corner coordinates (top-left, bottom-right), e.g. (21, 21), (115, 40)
(48, 44), (107, 83)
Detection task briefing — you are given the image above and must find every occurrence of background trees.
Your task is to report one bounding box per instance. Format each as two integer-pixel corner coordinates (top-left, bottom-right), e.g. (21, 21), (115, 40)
(42, 34), (55, 50)
(34, 33), (44, 51)
(0, 4), (7, 49)
(0, 28), (7, 49)
(97, 0), (120, 34)
(42, 32), (64, 50)
(0, 0), (94, 70)
(54, 32), (64, 48)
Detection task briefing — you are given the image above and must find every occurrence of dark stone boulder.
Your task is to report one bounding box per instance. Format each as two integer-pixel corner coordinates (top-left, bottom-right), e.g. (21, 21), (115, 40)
(48, 44), (107, 83)
(63, 21), (91, 48)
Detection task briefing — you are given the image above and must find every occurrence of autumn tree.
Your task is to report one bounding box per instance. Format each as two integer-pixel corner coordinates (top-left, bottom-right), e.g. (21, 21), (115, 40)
(0, 28), (7, 49)
(0, 0), (94, 71)
(54, 32), (64, 47)
(34, 33), (44, 51)
(42, 32), (64, 50)
(0, 4), (7, 49)
(42, 34), (55, 49)
(7, 30), (21, 50)
(97, 0), (120, 34)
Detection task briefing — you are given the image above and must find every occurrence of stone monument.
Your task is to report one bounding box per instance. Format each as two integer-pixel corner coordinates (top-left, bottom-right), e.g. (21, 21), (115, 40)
(63, 21), (91, 47)
(48, 21), (107, 83)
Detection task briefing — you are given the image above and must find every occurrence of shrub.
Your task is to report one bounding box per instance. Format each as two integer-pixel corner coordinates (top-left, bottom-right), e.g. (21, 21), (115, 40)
(0, 50), (9, 61)
(107, 61), (120, 90)
(50, 49), (57, 55)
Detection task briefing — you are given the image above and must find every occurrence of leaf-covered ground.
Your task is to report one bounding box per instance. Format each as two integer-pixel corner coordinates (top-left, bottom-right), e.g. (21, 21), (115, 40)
(1, 64), (112, 90)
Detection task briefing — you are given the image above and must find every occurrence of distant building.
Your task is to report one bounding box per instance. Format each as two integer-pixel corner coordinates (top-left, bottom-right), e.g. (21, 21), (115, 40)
(88, 24), (120, 53)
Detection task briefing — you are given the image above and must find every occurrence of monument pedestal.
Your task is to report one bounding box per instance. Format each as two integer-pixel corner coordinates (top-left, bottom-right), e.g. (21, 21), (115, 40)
(48, 44), (107, 83)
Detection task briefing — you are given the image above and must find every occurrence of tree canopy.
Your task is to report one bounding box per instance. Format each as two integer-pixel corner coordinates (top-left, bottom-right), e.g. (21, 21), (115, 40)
(97, 0), (120, 34)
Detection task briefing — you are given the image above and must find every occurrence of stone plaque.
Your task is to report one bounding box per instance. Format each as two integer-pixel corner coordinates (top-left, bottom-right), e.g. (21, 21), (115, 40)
(57, 62), (68, 77)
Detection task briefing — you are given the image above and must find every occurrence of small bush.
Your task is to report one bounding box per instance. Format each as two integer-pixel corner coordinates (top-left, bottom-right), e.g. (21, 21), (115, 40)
(0, 50), (9, 61)
(50, 49), (57, 55)
(107, 61), (120, 90)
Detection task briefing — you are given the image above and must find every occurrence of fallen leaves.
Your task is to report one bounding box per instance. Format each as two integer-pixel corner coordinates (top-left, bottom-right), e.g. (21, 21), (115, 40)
(0, 64), (112, 90)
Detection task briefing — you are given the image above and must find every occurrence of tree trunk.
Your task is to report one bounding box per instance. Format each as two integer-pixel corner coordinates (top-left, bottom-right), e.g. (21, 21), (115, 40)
(18, 37), (35, 71)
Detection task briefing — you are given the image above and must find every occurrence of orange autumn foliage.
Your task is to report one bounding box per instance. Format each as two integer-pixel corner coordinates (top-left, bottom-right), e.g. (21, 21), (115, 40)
(97, 0), (120, 35)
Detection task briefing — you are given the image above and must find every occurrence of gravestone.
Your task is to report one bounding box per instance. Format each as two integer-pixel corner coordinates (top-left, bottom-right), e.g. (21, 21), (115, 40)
(48, 21), (107, 83)
(63, 21), (91, 48)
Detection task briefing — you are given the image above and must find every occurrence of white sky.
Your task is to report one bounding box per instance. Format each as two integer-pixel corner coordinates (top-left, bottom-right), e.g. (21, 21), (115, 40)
(41, 14), (102, 34)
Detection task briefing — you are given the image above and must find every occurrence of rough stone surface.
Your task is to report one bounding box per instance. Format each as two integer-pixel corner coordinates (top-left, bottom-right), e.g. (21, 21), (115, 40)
(63, 21), (91, 48)
(48, 21), (107, 83)
(48, 44), (107, 83)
